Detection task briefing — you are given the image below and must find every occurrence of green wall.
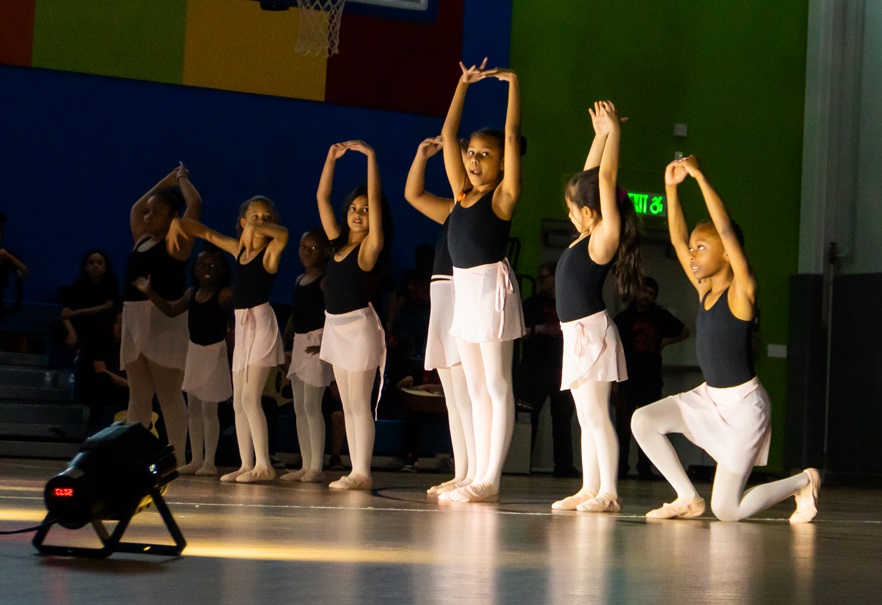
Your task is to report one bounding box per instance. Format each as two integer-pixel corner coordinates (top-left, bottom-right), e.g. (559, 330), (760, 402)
(510, 1), (809, 470)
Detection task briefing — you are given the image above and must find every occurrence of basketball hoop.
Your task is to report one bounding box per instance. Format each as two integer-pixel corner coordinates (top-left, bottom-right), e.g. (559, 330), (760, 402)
(296, 0), (346, 57)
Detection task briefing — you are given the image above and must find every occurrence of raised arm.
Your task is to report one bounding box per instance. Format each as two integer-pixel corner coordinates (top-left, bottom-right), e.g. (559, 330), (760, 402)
(490, 68), (522, 220)
(168, 163), (202, 261)
(441, 58), (487, 199)
(404, 137), (454, 224)
(170, 217), (239, 257)
(130, 168), (179, 241)
(681, 156), (756, 315)
(317, 144), (347, 242)
(251, 221), (289, 275)
(589, 101), (622, 264)
(663, 159), (700, 291)
(347, 141), (384, 272)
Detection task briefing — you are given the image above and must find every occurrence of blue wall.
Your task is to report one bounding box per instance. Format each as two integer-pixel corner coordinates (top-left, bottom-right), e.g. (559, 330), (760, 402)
(0, 1), (512, 307)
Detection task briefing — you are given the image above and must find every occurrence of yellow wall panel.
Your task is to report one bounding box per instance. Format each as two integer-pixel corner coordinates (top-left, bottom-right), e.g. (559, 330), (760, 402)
(183, 0), (326, 101)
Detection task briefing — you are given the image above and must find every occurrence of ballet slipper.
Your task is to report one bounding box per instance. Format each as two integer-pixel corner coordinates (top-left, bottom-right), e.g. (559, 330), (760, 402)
(280, 469), (307, 482)
(177, 462), (201, 476)
(576, 493), (623, 513)
(646, 496), (706, 519)
(551, 491), (597, 511)
(300, 470), (326, 483)
(236, 466), (276, 483)
(195, 466), (218, 477)
(789, 468), (821, 524)
(220, 468), (250, 483)
(427, 478), (464, 496)
(329, 474), (372, 491)
(443, 482), (499, 503)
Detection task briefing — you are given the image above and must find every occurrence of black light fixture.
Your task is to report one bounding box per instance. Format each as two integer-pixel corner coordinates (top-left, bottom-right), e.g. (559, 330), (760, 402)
(33, 422), (186, 558)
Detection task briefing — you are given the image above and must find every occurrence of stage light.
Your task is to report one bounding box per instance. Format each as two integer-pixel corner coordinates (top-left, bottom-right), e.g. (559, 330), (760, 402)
(33, 422), (186, 558)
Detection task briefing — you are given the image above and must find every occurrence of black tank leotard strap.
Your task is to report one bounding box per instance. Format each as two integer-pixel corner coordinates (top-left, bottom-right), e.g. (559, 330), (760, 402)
(695, 288), (756, 388)
(447, 191), (511, 269)
(555, 236), (613, 322)
(233, 248), (276, 310)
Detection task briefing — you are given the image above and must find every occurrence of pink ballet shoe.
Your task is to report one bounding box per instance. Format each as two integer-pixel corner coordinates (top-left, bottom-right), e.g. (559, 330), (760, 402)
(576, 493), (622, 513)
(220, 468), (249, 483)
(280, 469), (307, 482)
(646, 496), (706, 519)
(177, 462), (201, 476)
(300, 470), (326, 483)
(235, 467), (276, 483)
(329, 474), (372, 491)
(551, 491), (596, 511)
(443, 482), (499, 503)
(427, 478), (464, 497)
(789, 468), (821, 524)
(195, 466), (218, 477)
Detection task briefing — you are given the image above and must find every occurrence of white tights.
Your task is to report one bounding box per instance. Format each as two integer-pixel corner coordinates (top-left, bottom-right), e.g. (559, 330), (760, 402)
(571, 378), (618, 498)
(437, 364), (475, 482)
(456, 339), (514, 489)
(291, 375), (327, 473)
(229, 365), (273, 476)
(125, 355), (187, 466)
(632, 396), (811, 521)
(333, 366), (377, 479)
(180, 394), (220, 473)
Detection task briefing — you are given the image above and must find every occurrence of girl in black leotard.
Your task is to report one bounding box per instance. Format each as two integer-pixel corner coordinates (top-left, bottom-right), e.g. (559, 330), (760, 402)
(134, 245), (233, 477)
(281, 227), (334, 484)
(551, 101), (641, 514)
(123, 164), (201, 467)
(171, 196), (288, 483)
(438, 59), (524, 503)
(404, 136), (476, 497)
(316, 140), (386, 491)
(631, 155), (820, 522)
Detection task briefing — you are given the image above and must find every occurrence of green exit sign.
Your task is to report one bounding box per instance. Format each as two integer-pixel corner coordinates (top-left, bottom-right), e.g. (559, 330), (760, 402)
(628, 192), (666, 217)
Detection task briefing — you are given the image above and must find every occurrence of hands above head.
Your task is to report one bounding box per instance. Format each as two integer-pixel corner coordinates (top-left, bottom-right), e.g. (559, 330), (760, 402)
(459, 57), (489, 84)
(328, 140), (374, 160)
(175, 161), (190, 181)
(679, 155), (703, 178)
(665, 159), (689, 186)
(589, 100), (628, 137)
(417, 136), (443, 159)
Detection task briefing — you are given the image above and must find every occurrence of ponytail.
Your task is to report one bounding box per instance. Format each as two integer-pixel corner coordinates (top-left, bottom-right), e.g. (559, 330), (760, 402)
(614, 187), (642, 299)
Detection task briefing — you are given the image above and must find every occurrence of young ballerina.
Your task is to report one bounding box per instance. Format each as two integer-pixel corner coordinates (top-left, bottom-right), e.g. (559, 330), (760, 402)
(316, 140), (386, 491)
(170, 196), (288, 483)
(281, 228), (335, 483)
(134, 245), (233, 476)
(551, 100), (641, 513)
(122, 163), (201, 467)
(630, 155), (820, 522)
(59, 249), (117, 352)
(438, 59), (525, 503)
(403, 136), (476, 496)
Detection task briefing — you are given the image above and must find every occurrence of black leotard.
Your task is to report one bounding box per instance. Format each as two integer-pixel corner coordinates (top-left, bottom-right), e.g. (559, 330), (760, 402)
(433, 216), (453, 277)
(188, 289), (228, 346)
(695, 288), (755, 388)
(447, 192), (510, 269)
(233, 248), (275, 310)
(290, 274), (326, 333)
(124, 237), (186, 302)
(555, 236), (612, 322)
(324, 244), (371, 315)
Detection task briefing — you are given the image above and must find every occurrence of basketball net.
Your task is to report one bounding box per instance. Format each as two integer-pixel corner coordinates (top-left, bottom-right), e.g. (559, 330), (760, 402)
(295, 0), (345, 57)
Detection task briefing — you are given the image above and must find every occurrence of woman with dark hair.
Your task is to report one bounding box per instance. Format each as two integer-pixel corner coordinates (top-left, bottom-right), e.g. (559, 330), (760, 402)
(59, 249), (118, 352)
(122, 163), (201, 467)
(551, 100), (641, 513)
